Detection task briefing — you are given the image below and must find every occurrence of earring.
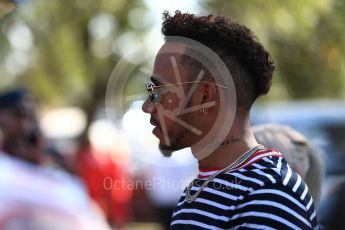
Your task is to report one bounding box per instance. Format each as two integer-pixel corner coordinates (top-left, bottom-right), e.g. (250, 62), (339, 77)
(200, 108), (207, 115)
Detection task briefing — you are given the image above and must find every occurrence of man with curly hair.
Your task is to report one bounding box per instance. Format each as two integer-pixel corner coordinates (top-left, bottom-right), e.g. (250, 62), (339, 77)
(142, 11), (319, 229)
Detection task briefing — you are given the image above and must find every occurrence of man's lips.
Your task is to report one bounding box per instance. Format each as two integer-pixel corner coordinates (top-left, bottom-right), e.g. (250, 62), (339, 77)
(150, 118), (160, 128)
(150, 118), (161, 137)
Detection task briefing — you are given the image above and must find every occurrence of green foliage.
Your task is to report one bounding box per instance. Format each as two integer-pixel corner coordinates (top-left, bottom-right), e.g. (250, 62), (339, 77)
(202, 0), (345, 100)
(0, 0), (149, 109)
(1, 0), (344, 111)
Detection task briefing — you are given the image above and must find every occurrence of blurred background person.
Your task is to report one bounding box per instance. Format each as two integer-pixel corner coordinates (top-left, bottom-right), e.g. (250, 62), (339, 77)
(73, 117), (133, 228)
(0, 89), (110, 229)
(0, 88), (67, 168)
(253, 124), (325, 208)
(75, 137), (133, 228)
(0, 88), (47, 164)
(0, 147), (110, 230)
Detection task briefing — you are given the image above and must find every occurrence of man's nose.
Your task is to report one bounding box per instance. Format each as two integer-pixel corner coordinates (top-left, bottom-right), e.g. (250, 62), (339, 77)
(142, 98), (155, 114)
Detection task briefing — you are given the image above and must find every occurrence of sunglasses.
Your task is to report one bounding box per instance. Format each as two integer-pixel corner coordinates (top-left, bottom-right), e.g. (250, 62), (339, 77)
(145, 81), (227, 104)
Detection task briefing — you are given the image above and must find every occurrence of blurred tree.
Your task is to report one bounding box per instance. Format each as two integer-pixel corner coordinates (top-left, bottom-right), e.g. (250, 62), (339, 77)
(1, 0), (345, 117)
(201, 0), (345, 101)
(0, 0), (151, 129)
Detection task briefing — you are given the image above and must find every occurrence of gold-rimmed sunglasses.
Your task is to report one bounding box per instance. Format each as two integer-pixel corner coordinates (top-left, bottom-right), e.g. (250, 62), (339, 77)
(145, 81), (227, 104)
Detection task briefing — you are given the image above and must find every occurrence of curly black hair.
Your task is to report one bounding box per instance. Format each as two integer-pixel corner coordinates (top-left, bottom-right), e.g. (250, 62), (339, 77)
(161, 11), (274, 110)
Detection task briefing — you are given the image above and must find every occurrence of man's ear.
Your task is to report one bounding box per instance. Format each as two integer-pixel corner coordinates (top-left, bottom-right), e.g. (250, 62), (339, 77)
(185, 82), (217, 111)
(200, 83), (217, 105)
(194, 83), (218, 116)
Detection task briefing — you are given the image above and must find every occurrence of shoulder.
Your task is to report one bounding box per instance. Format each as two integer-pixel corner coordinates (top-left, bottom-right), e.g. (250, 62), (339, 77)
(220, 153), (285, 193)
(225, 155), (313, 205)
(223, 155), (318, 229)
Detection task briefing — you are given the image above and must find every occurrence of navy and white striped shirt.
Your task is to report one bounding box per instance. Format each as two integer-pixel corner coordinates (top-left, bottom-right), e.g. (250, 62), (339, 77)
(170, 149), (319, 229)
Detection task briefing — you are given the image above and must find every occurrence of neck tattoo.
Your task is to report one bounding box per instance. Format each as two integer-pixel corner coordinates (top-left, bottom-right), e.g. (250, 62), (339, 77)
(220, 136), (240, 146)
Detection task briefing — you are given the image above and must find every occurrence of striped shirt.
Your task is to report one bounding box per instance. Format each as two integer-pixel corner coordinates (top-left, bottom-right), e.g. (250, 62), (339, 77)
(170, 149), (319, 229)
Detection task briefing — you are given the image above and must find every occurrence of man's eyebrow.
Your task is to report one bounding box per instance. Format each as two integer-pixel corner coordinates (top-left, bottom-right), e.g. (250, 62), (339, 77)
(150, 75), (163, 85)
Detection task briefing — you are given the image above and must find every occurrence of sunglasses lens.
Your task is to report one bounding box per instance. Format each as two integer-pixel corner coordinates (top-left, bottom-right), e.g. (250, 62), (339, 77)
(152, 91), (160, 103)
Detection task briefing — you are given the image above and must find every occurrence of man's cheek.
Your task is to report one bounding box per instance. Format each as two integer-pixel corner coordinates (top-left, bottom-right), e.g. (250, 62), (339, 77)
(161, 93), (181, 112)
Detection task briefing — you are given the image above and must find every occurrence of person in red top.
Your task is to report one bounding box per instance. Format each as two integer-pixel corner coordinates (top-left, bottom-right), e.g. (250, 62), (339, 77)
(75, 141), (132, 227)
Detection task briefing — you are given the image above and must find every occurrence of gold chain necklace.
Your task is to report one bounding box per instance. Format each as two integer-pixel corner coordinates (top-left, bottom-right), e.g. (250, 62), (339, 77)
(185, 144), (264, 203)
